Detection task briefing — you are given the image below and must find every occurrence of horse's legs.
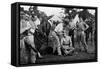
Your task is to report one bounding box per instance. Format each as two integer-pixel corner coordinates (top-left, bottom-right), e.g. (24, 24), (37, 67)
(53, 46), (56, 54)
(85, 31), (89, 44)
(91, 31), (93, 42)
(94, 30), (97, 46)
(24, 41), (34, 63)
(72, 33), (74, 47)
(69, 29), (74, 47)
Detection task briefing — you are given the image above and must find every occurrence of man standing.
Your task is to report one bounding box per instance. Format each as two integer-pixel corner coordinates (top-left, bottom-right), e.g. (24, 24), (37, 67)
(20, 13), (42, 64)
(53, 22), (64, 56)
(76, 16), (89, 53)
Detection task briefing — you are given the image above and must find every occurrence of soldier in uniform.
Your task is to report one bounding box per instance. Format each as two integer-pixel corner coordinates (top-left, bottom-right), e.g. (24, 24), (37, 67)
(76, 16), (89, 53)
(20, 13), (42, 64)
(53, 22), (64, 56)
(61, 30), (74, 55)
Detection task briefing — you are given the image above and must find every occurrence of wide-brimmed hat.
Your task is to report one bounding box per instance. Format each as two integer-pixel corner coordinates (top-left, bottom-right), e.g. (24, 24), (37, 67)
(63, 18), (69, 25)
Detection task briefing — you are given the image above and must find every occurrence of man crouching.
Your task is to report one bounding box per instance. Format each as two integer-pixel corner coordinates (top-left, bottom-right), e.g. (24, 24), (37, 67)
(61, 30), (74, 56)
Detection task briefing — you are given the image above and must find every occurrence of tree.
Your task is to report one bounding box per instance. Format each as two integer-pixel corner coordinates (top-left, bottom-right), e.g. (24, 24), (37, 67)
(64, 8), (78, 20)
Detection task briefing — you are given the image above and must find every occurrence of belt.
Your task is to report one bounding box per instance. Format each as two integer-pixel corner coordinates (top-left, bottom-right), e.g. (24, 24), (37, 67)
(63, 44), (70, 45)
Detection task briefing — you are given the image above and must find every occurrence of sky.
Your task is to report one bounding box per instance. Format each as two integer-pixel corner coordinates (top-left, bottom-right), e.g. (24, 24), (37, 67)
(20, 5), (95, 16)
(20, 5), (64, 17)
(88, 10), (95, 15)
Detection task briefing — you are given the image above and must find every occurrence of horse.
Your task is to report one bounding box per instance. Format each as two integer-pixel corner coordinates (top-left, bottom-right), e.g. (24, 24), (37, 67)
(33, 16), (51, 55)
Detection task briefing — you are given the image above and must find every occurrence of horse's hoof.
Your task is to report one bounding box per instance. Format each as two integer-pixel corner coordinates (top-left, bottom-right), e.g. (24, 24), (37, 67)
(38, 55), (43, 59)
(58, 54), (62, 56)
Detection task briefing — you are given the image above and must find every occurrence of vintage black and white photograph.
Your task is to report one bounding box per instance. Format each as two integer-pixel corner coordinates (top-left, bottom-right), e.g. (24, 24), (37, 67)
(19, 4), (97, 65)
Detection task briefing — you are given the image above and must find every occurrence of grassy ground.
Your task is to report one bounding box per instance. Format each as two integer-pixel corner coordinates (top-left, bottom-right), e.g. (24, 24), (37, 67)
(35, 40), (96, 64)
(36, 52), (95, 64)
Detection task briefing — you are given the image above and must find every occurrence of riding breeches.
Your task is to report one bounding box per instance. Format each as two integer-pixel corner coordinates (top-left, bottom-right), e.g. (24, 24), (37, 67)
(77, 31), (88, 51)
(51, 31), (62, 55)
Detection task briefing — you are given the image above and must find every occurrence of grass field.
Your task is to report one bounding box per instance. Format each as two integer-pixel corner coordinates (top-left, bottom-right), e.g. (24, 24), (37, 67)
(36, 40), (96, 64)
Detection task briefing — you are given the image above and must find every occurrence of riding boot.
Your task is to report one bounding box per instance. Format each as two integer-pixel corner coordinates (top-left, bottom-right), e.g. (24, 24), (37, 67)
(57, 47), (62, 56)
(37, 52), (43, 58)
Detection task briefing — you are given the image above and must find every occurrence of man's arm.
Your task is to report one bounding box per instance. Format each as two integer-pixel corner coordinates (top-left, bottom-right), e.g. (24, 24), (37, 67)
(61, 38), (64, 46)
(69, 37), (72, 47)
(84, 22), (89, 31)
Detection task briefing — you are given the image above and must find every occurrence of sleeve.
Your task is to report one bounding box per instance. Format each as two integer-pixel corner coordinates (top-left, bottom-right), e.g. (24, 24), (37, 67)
(61, 38), (64, 46)
(20, 21), (31, 34)
(48, 19), (53, 26)
(29, 20), (36, 29)
(84, 22), (89, 31)
(69, 37), (72, 47)
(54, 24), (59, 32)
(54, 23), (63, 32)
